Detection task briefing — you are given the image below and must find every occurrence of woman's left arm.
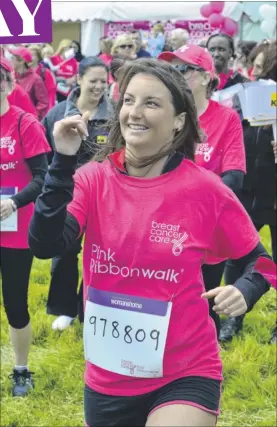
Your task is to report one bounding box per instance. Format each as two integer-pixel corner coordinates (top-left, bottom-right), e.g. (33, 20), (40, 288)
(11, 154), (48, 208)
(202, 242), (273, 317)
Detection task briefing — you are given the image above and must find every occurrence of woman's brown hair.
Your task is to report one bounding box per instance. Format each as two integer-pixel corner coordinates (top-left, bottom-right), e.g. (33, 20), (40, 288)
(94, 58), (202, 167)
(249, 40), (277, 81)
(206, 76), (220, 98)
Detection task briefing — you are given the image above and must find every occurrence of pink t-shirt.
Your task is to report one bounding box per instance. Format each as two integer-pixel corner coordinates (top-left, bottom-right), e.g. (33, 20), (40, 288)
(0, 105), (50, 248)
(67, 151), (259, 396)
(196, 99), (246, 176)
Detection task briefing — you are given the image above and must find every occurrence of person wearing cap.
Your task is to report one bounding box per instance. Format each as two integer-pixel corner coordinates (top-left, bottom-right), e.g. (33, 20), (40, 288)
(0, 56), (50, 397)
(0, 53), (38, 116)
(42, 56), (113, 331)
(159, 45), (247, 337)
(8, 46), (49, 120)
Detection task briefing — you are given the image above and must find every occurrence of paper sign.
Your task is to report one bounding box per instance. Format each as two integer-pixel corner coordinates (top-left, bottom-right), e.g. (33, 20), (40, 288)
(84, 288), (172, 378)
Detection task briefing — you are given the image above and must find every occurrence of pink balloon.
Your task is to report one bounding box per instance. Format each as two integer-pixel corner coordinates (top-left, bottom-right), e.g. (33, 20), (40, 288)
(200, 4), (213, 18)
(210, 1), (225, 14)
(208, 13), (225, 28)
(223, 17), (238, 36)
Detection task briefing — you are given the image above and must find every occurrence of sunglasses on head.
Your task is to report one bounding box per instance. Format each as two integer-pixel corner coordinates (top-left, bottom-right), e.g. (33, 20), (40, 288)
(175, 64), (204, 74)
(118, 44), (133, 49)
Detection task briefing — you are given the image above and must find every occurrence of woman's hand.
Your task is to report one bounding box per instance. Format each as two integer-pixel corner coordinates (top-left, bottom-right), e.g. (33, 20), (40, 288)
(0, 199), (14, 221)
(53, 112), (90, 156)
(202, 285), (248, 317)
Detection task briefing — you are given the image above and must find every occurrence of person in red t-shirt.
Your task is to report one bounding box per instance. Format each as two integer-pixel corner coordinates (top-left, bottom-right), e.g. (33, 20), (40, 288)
(51, 39), (78, 103)
(8, 83), (37, 116)
(0, 57), (50, 397)
(159, 45), (246, 337)
(29, 45), (57, 111)
(8, 46), (49, 120)
(1, 50), (38, 115)
(29, 59), (275, 426)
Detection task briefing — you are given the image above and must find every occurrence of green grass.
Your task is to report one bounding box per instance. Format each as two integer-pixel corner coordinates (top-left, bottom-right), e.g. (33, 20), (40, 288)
(1, 227), (276, 427)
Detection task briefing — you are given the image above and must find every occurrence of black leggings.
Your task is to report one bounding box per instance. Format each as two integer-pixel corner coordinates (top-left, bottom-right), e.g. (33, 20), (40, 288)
(47, 236), (83, 319)
(0, 247), (33, 329)
(202, 262), (225, 338)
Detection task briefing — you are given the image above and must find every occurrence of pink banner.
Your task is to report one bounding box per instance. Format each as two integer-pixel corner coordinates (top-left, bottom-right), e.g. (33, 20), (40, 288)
(104, 20), (216, 44)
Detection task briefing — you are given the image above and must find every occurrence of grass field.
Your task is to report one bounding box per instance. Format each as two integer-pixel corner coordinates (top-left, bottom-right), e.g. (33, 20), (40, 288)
(0, 227), (276, 427)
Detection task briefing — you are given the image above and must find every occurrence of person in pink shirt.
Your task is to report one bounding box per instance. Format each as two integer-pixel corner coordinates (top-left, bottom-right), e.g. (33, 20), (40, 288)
(159, 45), (246, 337)
(29, 45), (57, 111)
(8, 82), (37, 116)
(98, 37), (113, 67)
(29, 59), (275, 426)
(51, 39), (78, 103)
(0, 57), (50, 397)
(98, 37), (114, 86)
(1, 49), (38, 115)
(8, 46), (49, 120)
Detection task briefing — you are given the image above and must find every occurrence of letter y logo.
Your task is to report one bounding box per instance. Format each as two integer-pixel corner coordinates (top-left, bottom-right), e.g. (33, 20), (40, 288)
(0, 0), (52, 43)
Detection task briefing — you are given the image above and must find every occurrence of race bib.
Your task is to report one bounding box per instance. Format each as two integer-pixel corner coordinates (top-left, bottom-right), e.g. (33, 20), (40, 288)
(84, 288), (172, 378)
(0, 187), (18, 232)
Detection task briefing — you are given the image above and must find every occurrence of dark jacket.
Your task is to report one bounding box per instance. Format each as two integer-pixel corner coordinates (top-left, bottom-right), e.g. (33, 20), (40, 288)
(239, 125), (276, 226)
(223, 71), (248, 89)
(42, 87), (114, 167)
(218, 72), (276, 225)
(136, 48), (151, 58)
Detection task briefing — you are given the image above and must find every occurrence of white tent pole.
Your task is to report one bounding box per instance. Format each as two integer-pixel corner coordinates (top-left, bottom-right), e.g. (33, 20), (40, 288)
(81, 19), (105, 57)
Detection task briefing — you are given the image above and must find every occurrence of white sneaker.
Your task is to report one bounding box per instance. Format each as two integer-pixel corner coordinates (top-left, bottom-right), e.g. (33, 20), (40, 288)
(52, 315), (75, 331)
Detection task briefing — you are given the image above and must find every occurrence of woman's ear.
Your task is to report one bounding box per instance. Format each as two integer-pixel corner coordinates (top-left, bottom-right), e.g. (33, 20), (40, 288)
(174, 112), (186, 132)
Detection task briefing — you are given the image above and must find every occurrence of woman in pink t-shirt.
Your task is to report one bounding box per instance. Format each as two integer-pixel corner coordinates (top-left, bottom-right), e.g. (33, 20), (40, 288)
(159, 45), (246, 338)
(29, 60), (275, 426)
(0, 57), (50, 398)
(51, 39), (78, 103)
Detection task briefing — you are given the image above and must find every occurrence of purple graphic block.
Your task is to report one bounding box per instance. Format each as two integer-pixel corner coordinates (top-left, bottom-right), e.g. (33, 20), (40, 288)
(0, 0), (52, 44)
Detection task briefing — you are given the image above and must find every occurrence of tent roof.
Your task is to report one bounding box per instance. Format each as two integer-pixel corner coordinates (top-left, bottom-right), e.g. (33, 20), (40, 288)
(52, 1), (207, 22)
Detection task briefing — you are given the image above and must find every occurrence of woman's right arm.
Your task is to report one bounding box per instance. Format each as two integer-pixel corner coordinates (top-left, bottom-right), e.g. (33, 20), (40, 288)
(29, 114), (90, 259)
(28, 152), (80, 259)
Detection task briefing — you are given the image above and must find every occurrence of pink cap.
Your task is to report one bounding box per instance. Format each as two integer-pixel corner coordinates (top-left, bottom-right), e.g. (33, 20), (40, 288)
(8, 46), (33, 63)
(0, 55), (13, 72)
(159, 45), (215, 79)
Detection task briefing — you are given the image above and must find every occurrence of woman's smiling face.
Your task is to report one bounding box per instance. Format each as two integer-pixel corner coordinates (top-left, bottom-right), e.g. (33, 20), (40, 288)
(120, 73), (185, 154)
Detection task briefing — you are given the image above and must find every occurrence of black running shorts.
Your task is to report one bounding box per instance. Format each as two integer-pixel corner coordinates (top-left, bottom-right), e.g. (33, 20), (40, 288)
(84, 376), (221, 427)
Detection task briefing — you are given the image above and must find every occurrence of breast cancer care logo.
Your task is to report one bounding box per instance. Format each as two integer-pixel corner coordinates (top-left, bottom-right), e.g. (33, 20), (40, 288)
(172, 232), (188, 256)
(0, 0), (52, 44)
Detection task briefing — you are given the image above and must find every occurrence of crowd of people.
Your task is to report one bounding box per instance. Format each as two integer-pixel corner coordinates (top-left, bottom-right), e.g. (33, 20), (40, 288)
(0, 24), (277, 427)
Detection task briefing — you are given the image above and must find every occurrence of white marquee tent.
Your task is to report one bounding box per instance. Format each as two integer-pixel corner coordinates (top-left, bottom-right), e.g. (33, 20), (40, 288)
(51, 1), (276, 56)
(51, 1), (209, 55)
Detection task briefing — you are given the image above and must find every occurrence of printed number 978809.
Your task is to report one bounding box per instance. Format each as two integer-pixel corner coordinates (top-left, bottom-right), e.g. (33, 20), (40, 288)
(89, 316), (160, 351)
